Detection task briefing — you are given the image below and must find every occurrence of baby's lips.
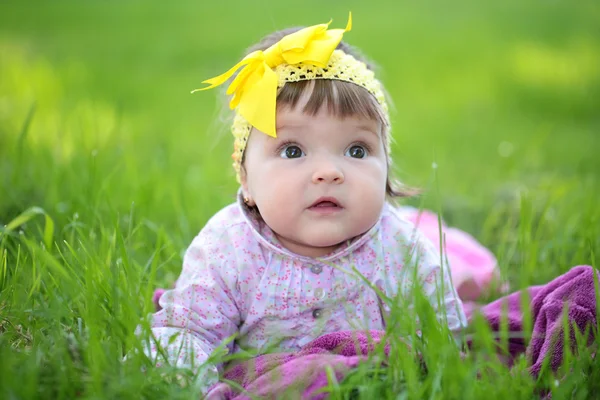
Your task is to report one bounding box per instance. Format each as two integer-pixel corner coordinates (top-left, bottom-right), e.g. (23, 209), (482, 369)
(309, 196), (342, 208)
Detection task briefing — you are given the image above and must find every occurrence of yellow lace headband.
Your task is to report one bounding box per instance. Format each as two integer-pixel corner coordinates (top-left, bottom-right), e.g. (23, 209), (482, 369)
(193, 14), (390, 182)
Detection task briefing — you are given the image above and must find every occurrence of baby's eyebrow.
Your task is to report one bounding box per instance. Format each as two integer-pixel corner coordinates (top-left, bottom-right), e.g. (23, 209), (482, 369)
(359, 126), (379, 135)
(350, 124), (380, 137)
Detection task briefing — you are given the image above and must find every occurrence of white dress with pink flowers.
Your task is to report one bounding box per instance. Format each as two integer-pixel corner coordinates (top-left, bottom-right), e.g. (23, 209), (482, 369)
(147, 198), (467, 390)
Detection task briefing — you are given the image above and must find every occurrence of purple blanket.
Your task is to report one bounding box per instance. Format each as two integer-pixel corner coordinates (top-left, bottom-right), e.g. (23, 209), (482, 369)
(468, 265), (597, 376)
(205, 266), (597, 400)
(206, 331), (392, 400)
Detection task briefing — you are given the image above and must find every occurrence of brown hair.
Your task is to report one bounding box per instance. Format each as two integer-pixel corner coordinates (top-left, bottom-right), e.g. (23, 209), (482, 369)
(242, 27), (415, 198)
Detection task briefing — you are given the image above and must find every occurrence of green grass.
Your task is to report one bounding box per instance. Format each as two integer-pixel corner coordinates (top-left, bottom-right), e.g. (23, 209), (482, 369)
(1, 0), (599, 398)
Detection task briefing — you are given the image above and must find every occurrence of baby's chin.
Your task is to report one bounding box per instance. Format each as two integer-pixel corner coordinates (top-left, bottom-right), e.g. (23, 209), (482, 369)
(274, 232), (348, 257)
(304, 230), (366, 249)
(273, 223), (375, 256)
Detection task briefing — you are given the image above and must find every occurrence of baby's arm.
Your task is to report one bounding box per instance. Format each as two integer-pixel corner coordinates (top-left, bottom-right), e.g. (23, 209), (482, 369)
(411, 232), (467, 334)
(146, 231), (241, 393)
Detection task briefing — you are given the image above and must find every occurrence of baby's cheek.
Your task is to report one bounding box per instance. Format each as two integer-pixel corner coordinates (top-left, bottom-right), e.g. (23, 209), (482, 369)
(356, 168), (386, 196)
(354, 182), (385, 226)
(261, 205), (293, 235)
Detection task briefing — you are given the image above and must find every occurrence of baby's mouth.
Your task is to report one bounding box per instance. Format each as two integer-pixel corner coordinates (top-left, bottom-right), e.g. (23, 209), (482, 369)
(313, 201), (339, 208)
(308, 197), (343, 211)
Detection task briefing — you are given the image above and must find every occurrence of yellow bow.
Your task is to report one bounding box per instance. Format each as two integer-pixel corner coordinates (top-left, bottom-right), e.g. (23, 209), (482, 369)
(192, 13), (352, 138)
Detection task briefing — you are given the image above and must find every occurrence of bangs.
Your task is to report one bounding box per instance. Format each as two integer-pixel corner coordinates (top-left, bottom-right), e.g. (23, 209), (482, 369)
(276, 80), (388, 127)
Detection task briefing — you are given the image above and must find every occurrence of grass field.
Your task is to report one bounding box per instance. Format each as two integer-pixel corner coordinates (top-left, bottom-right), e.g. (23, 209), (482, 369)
(1, 0), (599, 398)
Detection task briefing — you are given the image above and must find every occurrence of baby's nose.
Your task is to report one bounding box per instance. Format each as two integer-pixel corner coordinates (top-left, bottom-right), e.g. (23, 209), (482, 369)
(311, 160), (344, 184)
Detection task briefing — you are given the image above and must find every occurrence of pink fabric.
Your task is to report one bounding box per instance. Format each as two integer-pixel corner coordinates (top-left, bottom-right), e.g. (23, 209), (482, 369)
(206, 331), (393, 400)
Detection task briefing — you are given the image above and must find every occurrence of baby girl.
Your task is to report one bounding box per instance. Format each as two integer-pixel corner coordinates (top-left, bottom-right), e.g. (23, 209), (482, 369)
(146, 14), (467, 393)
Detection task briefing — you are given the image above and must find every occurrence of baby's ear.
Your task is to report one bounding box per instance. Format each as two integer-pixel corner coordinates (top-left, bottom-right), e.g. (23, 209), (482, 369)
(240, 166), (249, 193)
(239, 167), (256, 206)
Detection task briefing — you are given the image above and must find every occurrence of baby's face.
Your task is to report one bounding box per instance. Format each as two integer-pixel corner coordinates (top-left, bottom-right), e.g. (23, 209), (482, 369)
(241, 95), (387, 258)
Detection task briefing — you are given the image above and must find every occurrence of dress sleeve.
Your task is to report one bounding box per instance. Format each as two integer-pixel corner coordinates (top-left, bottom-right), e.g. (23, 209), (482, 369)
(145, 230), (241, 392)
(406, 230), (468, 335)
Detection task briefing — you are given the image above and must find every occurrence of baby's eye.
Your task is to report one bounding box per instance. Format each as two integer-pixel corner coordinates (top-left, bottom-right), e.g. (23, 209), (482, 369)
(280, 145), (305, 159)
(345, 145), (368, 159)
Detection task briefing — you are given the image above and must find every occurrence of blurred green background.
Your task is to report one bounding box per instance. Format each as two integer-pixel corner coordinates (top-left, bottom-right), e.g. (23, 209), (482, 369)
(0, 2), (599, 397)
(1, 0), (599, 284)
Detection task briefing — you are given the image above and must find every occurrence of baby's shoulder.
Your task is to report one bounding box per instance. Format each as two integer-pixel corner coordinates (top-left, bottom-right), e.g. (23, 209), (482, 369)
(193, 202), (252, 245)
(379, 203), (421, 241)
(378, 203), (441, 261)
